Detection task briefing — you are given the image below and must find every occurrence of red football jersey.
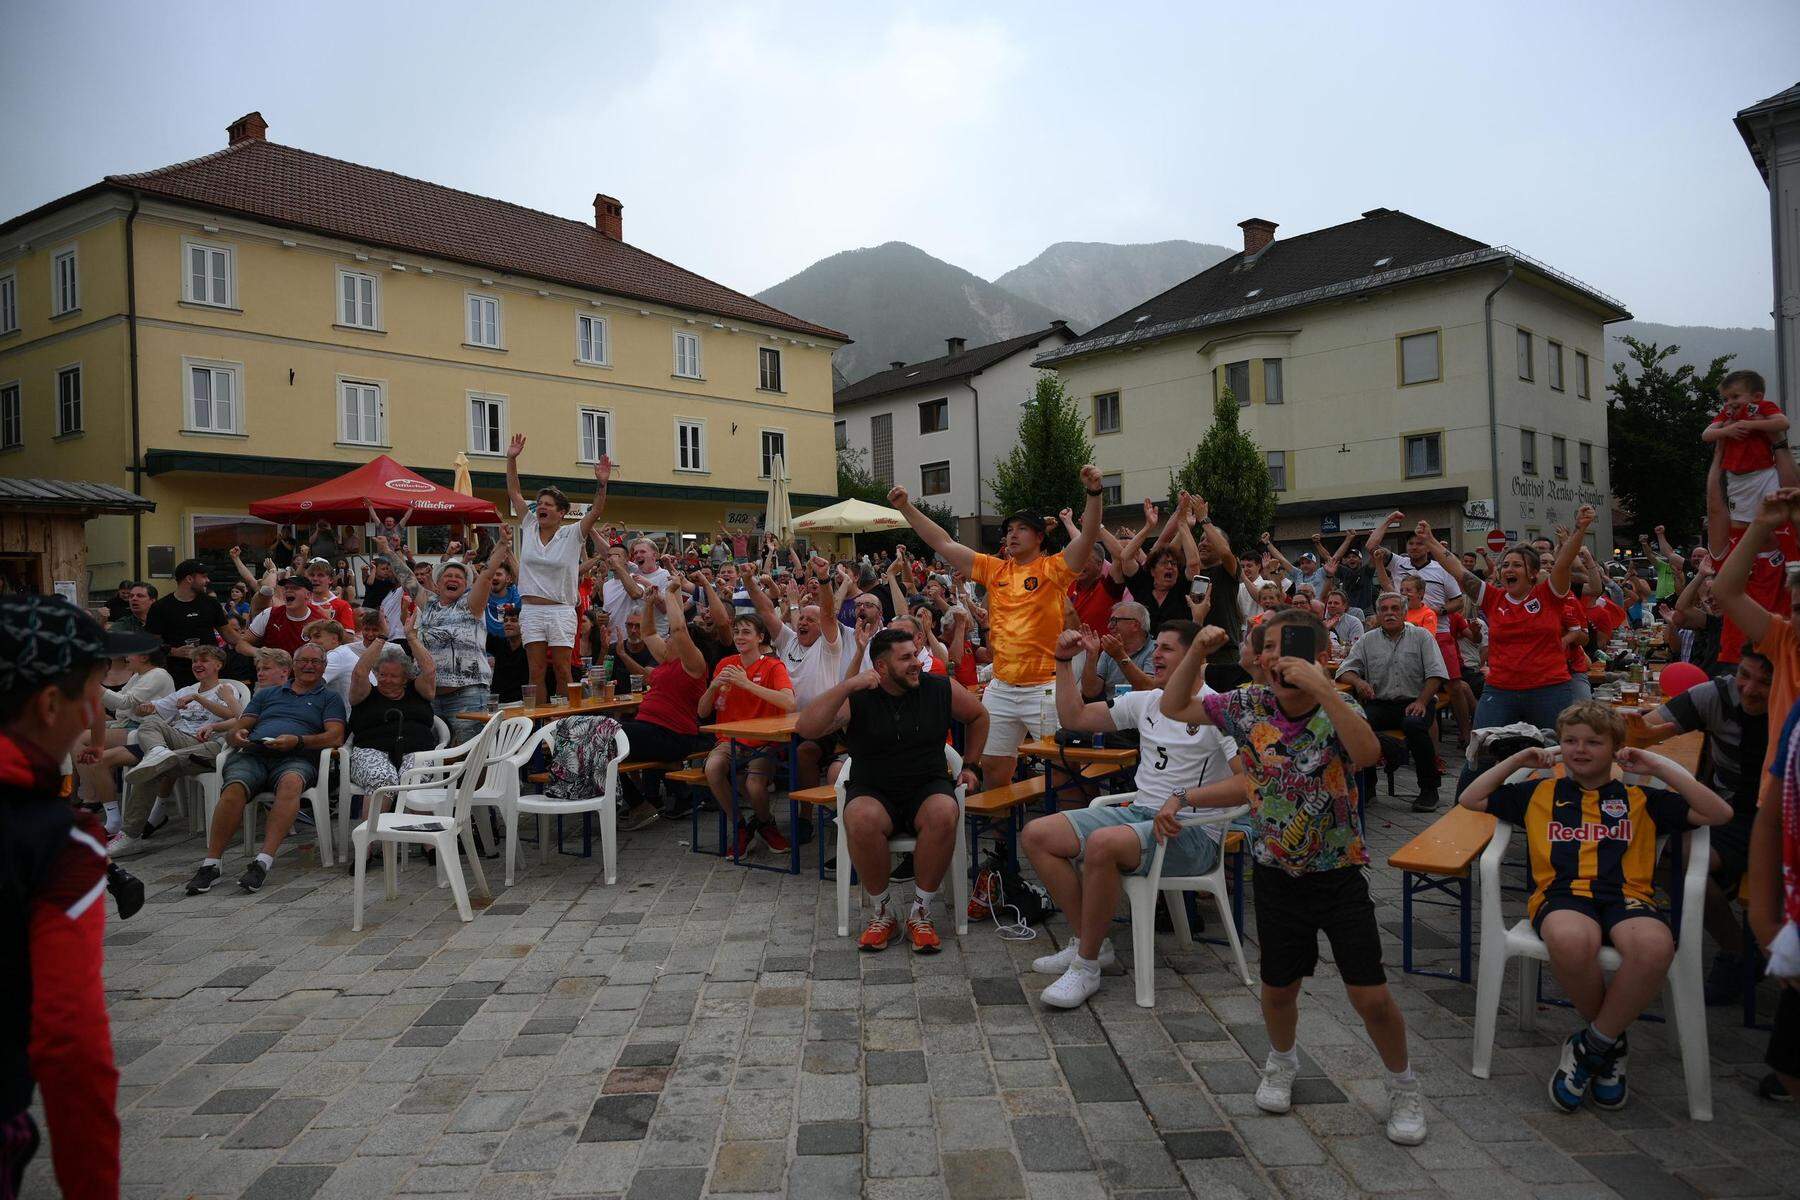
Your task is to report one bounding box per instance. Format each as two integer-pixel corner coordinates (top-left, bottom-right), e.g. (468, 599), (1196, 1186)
(1481, 580), (1574, 691)
(1716, 398), (1784, 473)
(1562, 596), (1589, 675)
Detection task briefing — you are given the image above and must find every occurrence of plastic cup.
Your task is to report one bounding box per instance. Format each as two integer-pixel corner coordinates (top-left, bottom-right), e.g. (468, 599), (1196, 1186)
(521, 685), (538, 708)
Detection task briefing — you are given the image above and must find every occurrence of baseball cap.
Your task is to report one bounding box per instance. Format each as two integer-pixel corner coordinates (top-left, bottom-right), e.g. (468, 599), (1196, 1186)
(277, 573), (307, 588)
(173, 557), (209, 580)
(1002, 511), (1047, 536)
(0, 594), (161, 694)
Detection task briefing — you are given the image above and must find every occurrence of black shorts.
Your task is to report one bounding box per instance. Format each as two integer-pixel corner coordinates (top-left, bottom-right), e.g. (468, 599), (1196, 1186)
(1531, 893), (1665, 940)
(846, 776), (955, 837)
(1768, 986), (1800, 1080)
(797, 730), (840, 758)
(1710, 815), (1753, 893)
(1252, 864), (1386, 988)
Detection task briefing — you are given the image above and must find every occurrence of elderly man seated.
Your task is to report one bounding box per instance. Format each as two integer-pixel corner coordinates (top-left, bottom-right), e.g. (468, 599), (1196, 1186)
(184, 641), (346, 896)
(1334, 591), (1448, 811)
(1078, 599), (1156, 699)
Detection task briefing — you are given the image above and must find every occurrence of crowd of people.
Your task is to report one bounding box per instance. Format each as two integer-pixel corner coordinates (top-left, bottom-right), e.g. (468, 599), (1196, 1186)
(6, 369), (1800, 1193)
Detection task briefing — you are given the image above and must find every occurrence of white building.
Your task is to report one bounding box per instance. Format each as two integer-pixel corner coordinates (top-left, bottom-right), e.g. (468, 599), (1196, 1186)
(834, 323), (1079, 546)
(1036, 210), (1631, 554)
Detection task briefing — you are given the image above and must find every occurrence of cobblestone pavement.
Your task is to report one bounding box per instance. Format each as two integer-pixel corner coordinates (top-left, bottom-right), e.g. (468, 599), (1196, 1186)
(39, 777), (1798, 1200)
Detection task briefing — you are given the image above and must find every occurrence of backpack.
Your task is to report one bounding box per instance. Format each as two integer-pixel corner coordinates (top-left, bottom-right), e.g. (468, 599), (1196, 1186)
(543, 715), (623, 799)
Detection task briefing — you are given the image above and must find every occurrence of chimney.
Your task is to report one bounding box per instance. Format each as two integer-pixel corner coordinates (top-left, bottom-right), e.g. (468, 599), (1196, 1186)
(889, 361), (907, 371)
(1049, 319), (1068, 330)
(945, 336), (967, 357)
(1238, 218), (1277, 256)
(226, 112), (268, 146)
(593, 194), (623, 240)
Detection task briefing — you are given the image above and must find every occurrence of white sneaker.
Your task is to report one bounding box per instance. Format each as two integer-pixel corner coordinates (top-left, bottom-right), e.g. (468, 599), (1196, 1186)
(1039, 964), (1104, 1009)
(1032, 939), (1117, 975)
(107, 832), (151, 860)
(1255, 1056), (1298, 1113)
(124, 746), (174, 784)
(1385, 1080), (1427, 1145)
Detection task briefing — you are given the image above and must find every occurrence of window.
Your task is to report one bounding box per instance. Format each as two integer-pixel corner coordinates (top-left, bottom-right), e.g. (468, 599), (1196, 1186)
(760, 429), (786, 477)
(674, 330), (702, 378)
(466, 294), (500, 347)
(52, 247), (78, 315)
(1548, 341), (1565, 391)
(1552, 435), (1568, 480)
(1398, 331), (1440, 385)
(1262, 358), (1284, 405)
(339, 379), (384, 446)
(1579, 441), (1594, 484)
(871, 413), (894, 483)
(0, 273), (14, 334)
(0, 383), (19, 449)
(1517, 329), (1534, 380)
(1266, 450), (1287, 492)
(1101, 472), (1123, 507)
(56, 365), (81, 435)
(574, 313), (608, 365)
(920, 461), (950, 496)
(1404, 432), (1442, 479)
(1225, 360), (1250, 405)
(185, 360), (241, 434)
(468, 394), (505, 455)
(919, 398), (949, 434)
(1576, 351), (1591, 399)
(578, 408), (611, 463)
(1093, 391), (1120, 434)
(758, 346), (782, 391)
(676, 418), (706, 471)
(1520, 428), (1537, 475)
(834, 420), (847, 450)
(338, 269), (378, 329)
(184, 240), (233, 307)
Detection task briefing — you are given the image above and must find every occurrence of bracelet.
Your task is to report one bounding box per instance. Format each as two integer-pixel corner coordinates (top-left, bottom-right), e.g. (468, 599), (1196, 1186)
(1085, 488), (1104, 497)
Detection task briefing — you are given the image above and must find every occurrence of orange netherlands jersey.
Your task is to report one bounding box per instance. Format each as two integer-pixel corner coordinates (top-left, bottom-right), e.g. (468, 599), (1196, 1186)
(971, 551), (1077, 686)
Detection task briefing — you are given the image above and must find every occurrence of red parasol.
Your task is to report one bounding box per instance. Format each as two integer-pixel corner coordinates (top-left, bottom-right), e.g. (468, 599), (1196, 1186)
(249, 455), (499, 526)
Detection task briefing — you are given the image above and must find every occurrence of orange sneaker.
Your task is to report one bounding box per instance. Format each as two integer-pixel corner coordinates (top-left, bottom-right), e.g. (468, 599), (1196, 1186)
(905, 910), (942, 954)
(859, 909), (899, 952)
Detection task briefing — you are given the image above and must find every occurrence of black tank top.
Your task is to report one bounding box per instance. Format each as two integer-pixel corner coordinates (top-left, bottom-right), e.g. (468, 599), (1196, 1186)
(349, 687), (437, 757)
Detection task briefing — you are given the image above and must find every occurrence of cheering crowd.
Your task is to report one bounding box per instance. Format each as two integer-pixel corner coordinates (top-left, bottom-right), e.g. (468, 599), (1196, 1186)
(5, 370), (1800, 1193)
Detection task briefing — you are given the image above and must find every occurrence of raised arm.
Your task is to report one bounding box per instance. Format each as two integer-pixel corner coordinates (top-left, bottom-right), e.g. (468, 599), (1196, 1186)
(1366, 510), (1404, 556)
(466, 526), (507, 615)
(1113, 498), (1161, 578)
(1260, 534), (1297, 578)
(504, 434), (529, 519)
(1061, 464), (1107, 571)
(1548, 504), (1595, 596)
(1053, 629), (1122, 732)
(374, 535), (422, 600)
(744, 569), (787, 643)
(1711, 490), (1798, 645)
(639, 580), (706, 679)
(1414, 521), (1479, 600)
(1666, 559), (1713, 630)
(1158, 626), (1231, 725)
(227, 545), (258, 588)
(578, 455), (611, 543)
(1187, 493), (1236, 576)
(886, 552), (910, 615)
(348, 632), (385, 705)
(886, 483), (976, 575)
(1459, 746), (1556, 812)
(403, 608), (436, 699)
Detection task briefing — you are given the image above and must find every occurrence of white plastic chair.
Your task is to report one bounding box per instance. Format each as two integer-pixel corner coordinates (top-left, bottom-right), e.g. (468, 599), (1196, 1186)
(1470, 802), (1713, 1121)
(334, 717), (452, 861)
(1087, 793), (1253, 1006)
(504, 720), (626, 887)
(350, 711), (501, 930)
(835, 746), (969, 938)
(208, 741), (338, 866)
(384, 716), (538, 877)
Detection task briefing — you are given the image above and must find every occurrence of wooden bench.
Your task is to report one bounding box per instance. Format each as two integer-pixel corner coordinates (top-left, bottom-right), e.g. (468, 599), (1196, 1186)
(788, 785), (838, 809)
(1386, 806), (1498, 982)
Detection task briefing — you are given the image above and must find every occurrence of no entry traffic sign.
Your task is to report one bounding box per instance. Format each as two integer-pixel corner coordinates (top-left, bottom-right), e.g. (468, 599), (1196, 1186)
(1485, 528), (1507, 552)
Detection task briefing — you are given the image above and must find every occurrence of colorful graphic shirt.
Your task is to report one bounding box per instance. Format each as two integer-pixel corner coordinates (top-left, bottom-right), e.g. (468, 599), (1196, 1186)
(1201, 685), (1368, 875)
(1487, 776), (1691, 920)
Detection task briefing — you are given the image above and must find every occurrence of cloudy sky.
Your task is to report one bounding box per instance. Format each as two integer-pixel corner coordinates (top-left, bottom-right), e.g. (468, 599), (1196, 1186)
(4, 1), (1795, 329)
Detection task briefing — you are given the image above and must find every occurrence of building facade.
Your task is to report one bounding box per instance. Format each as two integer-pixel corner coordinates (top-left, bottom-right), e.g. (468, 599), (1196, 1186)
(834, 324), (1077, 547)
(0, 112), (846, 590)
(1037, 210), (1629, 555)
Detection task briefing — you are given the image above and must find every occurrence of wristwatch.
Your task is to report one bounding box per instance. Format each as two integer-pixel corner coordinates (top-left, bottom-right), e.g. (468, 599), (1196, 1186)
(1169, 788), (1189, 810)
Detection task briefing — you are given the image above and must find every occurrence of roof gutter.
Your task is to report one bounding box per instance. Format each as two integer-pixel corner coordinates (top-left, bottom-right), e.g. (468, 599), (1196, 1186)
(125, 189), (143, 576)
(1483, 258), (1516, 537)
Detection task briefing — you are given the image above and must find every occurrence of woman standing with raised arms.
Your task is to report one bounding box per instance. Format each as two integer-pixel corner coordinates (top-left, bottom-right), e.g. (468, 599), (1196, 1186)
(505, 434), (610, 700)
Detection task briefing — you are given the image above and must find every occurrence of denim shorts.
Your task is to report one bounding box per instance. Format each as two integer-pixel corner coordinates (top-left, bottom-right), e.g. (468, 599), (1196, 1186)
(1063, 803), (1222, 879)
(222, 750), (318, 794)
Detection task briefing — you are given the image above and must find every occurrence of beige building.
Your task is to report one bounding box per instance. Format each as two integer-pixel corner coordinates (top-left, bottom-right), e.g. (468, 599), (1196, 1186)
(1037, 210), (1630, 554)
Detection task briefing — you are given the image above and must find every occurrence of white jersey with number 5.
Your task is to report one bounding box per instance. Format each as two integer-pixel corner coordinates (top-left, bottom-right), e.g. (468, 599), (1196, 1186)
(1108, 687), (1239, 844)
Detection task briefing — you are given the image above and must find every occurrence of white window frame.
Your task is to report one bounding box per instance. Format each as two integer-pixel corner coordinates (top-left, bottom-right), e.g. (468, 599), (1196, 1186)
(1093, 391), (1120, 434)
(1576, 351), (1591, 399)
(1266, 450), (1287, 492)
(0, 380), (21, 449)
(338, 376), (387, 447)
(675, 417), (707, 472)
(55, 363), (82, 435)
(337, 268), (380, 330)
(51, 245), (78, 316)
(760, 428), (787, 478)
(182, 237), (235, 308)
(576, 312), (610, 366)
(758, 345), (783, 392)
(1263, 358), (1284, 404)
(466, 293), (502, 348)
(468, 392), (507, 456)
(1398, 330), (1441, 386)
(1100, 472), (1123, 506)
(0, 271), (19, 334)
(920, 460), (951, 497)
(674, 330), (702, 379)
(182, 356), (244, 435)
(577, 407), (613, 464)
(1403, 432), (1443, 479)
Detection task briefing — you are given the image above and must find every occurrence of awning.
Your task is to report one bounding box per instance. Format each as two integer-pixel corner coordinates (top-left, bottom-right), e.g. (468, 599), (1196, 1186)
(248, 454), (499, 526)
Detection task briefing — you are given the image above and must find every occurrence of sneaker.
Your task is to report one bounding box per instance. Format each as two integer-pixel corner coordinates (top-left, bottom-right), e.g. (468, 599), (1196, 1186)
(905, 910), (942, 954)
(107, 832), (152, 860)
(123, 746), (175, 785)
(1255, 1056), (1298, 1113)
(1703, 952), (1745, 1006)
(1412, 784), (1440, 813)
(1549, 1030), (1604, 1113)
(732, 821), (757, 860)
(1040, 964), (1104, 1008)
(890, 852), (916, 882)
(142, 812), (171, 839)
(185, 863), (221, 895)
(1590, 1034), (1628, 1110)
(238, 860), (268, 893)
(1758, 1072), (1792, 1103)
(757, 818), (791, 854)
(620, 803), (661, 832)
(295, 809), (315, 828)
(1385, 1080), (1428, 1145)
(1032, 939), (1117, 975)
(859, 909), (899, 952)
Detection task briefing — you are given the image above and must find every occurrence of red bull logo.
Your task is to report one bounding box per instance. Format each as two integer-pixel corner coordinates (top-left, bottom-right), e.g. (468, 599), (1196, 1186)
(1547, 819), (1631, 843)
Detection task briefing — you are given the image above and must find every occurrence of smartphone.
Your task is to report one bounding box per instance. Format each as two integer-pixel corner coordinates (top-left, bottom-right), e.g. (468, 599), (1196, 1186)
(1190, 575), (1211, 598)
(1278, 623), (1317, 662)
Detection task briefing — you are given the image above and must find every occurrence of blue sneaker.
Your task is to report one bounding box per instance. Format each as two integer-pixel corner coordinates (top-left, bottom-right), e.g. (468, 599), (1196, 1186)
(1549, 1031), (1603, 1112)
(1590, 1034), (1628, 1110)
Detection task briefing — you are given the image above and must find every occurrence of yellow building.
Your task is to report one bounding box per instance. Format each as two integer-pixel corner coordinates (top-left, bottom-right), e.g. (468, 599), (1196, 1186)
(0, 111), (847, 592)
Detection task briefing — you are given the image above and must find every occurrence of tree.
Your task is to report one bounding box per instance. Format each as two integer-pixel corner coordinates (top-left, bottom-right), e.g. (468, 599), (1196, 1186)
(989, 373), (1096, 519)
(1606, 336), (1729, 545)
(836, 445), (887, 504)
(836, 446), (955, 558)
(1167, 387), (1276, 559)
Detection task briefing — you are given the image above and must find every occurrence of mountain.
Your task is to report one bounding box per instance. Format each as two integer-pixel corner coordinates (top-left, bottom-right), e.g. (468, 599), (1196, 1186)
(755, 242), (1066, 383)
(994, 239), (1235, 331)
(1607, 320), (1777, 386)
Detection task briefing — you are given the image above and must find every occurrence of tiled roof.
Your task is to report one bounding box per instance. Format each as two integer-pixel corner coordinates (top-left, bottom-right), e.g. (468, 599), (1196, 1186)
(835, 324), (1075, 406)
(61, 136), (845, 341)
(0, 477), (156, 512)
